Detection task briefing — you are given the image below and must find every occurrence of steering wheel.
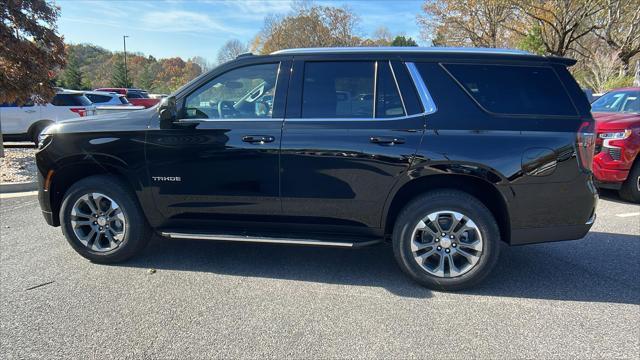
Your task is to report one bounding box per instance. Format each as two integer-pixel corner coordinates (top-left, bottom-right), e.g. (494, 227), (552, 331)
(217, 101), (236, 119)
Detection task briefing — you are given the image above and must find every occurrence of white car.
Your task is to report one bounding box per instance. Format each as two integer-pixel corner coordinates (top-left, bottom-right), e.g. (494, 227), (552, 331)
(1, 90), (95, 143)
(83, 91), (130, 106)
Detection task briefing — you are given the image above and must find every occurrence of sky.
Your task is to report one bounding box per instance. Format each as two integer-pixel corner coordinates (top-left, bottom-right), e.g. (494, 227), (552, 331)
(56, 0), (426, 62)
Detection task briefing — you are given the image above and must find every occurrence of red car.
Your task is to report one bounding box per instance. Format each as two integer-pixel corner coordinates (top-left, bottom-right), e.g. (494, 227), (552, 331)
(591, 87), (640, 202)
(94, 88), (160, 108)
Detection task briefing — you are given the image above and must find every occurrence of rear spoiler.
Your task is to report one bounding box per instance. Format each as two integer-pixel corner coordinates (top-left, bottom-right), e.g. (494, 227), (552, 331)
(546, 56), (577, 67)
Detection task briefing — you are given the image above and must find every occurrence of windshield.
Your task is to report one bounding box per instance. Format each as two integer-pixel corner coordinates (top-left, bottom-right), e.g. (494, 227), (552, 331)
(591, 90), (640, 114)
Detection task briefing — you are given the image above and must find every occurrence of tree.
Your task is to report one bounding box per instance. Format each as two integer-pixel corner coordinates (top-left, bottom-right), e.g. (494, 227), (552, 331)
(256, 3), (360, 54)
(216, 39), (248, 65)
(0, 0), (66, 104)
(510, 0), (606, 56)
(391, 36), (418, 47)
(111, 57), (132, 88)
(136, 64), (155, 91)
(61, 50), (83, 89)
(581, 49), (625, 92)
(418, 0), (515, 48)
(594, 0), (640, 75)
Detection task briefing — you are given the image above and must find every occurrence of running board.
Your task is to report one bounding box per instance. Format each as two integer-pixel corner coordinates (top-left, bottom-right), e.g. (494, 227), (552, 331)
(160, 231), (382, 248)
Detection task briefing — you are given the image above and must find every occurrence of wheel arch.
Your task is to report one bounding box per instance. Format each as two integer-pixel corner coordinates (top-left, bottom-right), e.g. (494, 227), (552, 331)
(383, 173), (512, 244)
(27, 120), (55, 140)
(47, 157), (144, 226)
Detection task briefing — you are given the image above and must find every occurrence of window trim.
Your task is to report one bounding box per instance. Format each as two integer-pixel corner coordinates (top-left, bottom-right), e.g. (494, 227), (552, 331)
(439, 62), (580, 118)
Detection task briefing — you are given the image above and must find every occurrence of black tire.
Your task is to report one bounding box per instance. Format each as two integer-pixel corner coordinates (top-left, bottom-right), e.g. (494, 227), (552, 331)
(392, 190), (501, 291)
(59, 175), (151, 263)
(30, 121), (52, 144)
(619, 161), (640, 203)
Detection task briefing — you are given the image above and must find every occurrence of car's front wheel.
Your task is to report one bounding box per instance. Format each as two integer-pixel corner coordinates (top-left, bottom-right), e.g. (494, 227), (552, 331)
(392, 190), (501, 291)
(60, 175), (151, 263)
(619, 161), (640, 203)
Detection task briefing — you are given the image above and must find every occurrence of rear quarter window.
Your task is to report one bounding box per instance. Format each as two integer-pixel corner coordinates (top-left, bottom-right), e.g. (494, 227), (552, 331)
(52, 94), (92, 106)
(442, 64), (577, 116)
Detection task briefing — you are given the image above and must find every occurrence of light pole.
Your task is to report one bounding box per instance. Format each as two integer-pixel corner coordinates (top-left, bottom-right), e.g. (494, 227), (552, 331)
(123, 35), (129, 87)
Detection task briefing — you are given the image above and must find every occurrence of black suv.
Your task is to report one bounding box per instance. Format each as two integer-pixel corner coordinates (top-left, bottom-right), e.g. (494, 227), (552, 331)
(36, 47), (597, 290)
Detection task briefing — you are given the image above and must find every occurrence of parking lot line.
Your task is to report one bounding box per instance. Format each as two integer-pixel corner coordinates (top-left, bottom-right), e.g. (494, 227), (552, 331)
(615, 212), (640, 218)
(0, 191), (38, 199)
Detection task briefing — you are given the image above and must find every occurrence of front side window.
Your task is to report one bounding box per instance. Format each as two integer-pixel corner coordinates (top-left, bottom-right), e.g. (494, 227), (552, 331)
(591, 90), (640, 114)
(443, 64), (577, 116)
(183, 63), (279, 119)
(302, 61), (374, 118)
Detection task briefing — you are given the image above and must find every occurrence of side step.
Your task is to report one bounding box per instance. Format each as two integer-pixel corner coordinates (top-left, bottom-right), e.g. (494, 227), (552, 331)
(160, 231), (382, 248)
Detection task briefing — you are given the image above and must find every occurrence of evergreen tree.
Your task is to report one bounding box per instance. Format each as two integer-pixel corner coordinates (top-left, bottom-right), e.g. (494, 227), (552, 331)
(111, 57), (132, 88)
(391, 36), (418, 47)
(136, 64), (154, 91)
(61, 52), (83, 89)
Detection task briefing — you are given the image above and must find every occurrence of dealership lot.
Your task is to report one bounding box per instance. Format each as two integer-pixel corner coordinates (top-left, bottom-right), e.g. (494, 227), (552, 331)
(0, 191), (638, 359)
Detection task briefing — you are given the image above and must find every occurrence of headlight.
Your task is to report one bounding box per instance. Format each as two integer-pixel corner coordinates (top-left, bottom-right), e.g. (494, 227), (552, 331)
(598, 130), (631, 140)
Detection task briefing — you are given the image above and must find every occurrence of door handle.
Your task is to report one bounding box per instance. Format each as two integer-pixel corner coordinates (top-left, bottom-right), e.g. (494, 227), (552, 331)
(370, 136), (405, 145)
(242, 135), (275, 144)
(24, 109), (37, 113)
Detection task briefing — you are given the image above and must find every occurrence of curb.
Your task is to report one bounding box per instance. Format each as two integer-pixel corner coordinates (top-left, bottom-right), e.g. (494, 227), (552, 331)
(0, 181), (38, 193)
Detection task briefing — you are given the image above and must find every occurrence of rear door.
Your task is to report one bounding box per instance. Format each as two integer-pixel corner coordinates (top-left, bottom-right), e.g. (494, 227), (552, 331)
(280, 56), (428, 234)
(0, 101), (40, 135)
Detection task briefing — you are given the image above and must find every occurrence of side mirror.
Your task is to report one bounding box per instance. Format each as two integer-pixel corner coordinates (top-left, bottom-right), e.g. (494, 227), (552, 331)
(158, 96), (177, 125)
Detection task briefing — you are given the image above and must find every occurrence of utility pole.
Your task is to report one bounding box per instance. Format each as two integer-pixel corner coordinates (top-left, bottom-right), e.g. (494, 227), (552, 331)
(123, 35), (129, 87)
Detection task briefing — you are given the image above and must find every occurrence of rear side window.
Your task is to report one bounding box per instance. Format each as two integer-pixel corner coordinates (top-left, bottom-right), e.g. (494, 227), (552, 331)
(52, 94), (92, 106)
(85, 94), (111, 103)
(443, 64), (577, 116)
(376, 62), (405, 118)
(302, 61), (374, 118)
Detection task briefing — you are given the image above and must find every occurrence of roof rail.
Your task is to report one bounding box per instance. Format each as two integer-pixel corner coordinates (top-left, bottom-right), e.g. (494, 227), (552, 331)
(271, 47), (533, 56)
(236, 52), (254, 59)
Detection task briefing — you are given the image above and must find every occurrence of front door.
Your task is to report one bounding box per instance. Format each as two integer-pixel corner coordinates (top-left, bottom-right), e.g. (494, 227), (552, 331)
(146, 61), (289, 228)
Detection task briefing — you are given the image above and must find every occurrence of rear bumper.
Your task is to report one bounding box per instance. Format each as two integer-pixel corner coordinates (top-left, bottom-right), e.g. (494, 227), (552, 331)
(511, 213), (595, 246)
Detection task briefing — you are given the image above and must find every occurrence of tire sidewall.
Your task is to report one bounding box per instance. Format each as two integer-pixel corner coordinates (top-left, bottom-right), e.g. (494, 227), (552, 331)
(60, 176), (146, 262)
(393, 191), (500, 290)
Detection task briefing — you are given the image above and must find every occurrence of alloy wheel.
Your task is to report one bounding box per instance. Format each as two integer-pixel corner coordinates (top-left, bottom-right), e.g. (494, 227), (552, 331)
(70, 193), (126, 252)
(410, 210), (483, 277)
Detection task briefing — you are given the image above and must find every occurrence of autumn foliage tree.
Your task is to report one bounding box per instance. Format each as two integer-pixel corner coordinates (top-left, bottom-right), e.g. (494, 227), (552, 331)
(1, 0), (66, 104)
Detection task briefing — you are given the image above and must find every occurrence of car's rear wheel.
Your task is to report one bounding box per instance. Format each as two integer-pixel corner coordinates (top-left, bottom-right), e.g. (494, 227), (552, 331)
(60, 175), (151, 263)
(392, 190), (500, 291)
(619, 161), (640, 203)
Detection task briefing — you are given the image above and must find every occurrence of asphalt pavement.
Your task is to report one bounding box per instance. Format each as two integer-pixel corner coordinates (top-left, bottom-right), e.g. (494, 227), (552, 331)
(1, 190), (638, 359)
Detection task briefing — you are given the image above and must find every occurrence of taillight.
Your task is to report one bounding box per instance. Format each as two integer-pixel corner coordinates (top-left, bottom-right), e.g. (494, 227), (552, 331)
(69, 107), (87, 117)
(577, 120), (595, 173)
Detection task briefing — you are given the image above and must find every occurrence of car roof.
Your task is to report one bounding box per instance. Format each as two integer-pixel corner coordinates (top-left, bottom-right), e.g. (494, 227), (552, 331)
(83, 90), (119, 96)
(56, 89), (86, 95)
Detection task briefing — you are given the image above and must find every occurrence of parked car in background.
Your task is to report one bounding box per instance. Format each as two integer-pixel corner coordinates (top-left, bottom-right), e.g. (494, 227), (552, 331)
(94, 88), (160, 108)
(83, 91), (130, 106)
(591, 87), (640, 202)
(149, 93), (169, 99)
(1, 90), (95, 144)
(36, 47), (597, 290)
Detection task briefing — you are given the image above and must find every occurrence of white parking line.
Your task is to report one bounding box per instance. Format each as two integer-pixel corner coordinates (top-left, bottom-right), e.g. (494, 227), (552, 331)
(0, 191), (38, 199)
(615, 212), (640, 218)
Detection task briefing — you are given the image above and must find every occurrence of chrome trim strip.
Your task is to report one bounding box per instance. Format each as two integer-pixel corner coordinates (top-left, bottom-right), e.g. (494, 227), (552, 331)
(161, 232), (381, 247)
(388, 61), (408, 116)
(372, 61), (378, 118)
(175, 117), (285, 123)
(585, 212), (596, 225)
(272, 47), (532, 56)
(405, 62), (437, 114)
